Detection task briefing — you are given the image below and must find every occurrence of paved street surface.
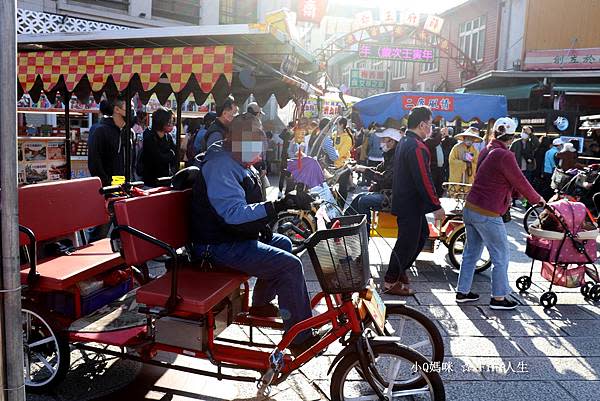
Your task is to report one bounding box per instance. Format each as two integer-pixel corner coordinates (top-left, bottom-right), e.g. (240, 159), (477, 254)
(28, 196), (600, 401)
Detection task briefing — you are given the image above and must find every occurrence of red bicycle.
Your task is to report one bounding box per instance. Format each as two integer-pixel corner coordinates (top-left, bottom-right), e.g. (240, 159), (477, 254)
(20, 178), (446, 400)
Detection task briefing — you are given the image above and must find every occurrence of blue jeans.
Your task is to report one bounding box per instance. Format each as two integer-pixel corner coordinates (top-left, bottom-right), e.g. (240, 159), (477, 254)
(345, 192), (385, 232)
(194, 234), (312, 344)
(456, 207), (511, 298)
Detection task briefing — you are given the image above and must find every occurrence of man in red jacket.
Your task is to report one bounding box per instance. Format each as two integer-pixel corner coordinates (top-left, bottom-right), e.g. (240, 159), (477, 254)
(384, 106), (445, 296)
(456, 120), (544, 310)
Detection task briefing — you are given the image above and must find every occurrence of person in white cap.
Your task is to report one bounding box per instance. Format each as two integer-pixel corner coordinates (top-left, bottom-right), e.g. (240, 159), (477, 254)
(448, 128), (481, 185)
(456, 119), (544, 310)
(556, 141), (581, 171)
(347, 127), (401, 232)
(246, 101), (265, 116)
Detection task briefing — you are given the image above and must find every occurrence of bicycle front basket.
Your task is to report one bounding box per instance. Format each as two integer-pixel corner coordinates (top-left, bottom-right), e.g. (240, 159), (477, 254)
(305, 214), (369, 294)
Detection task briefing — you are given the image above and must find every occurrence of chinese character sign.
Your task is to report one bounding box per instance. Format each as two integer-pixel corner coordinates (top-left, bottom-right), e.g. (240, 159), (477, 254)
(380, 7), (397, 24)
(297, 0), (328, 24)
(353, 10), (374, 29)
(402, 95), (454, 112)
(400, 12), (419, 27)
(357, 44), (435, 63)
(349, 69), (386, 89)
(424, 15), (444, 34)
(524, 48), (600, 70)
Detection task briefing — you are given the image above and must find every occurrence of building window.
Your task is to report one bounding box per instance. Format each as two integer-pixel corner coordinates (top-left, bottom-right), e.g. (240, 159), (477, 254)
(152, 0), (200, 24)
(459, 15), (486, 62)
(219, 0), (258, 24)
(69, 0), (129, 12)
(392, 61), (407, 79)
(421, 36), (439, 74)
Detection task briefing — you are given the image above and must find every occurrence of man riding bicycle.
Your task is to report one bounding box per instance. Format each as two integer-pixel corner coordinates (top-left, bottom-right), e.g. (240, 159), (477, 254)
(190, 112), (319, 355)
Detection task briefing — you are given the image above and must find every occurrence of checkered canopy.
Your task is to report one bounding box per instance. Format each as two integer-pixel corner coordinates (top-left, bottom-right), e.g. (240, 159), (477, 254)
(18, 46), (233, 96)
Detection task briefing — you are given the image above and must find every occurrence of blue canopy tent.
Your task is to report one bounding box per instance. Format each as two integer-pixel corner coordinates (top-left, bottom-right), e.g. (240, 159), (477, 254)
(353, 91), (507, 126)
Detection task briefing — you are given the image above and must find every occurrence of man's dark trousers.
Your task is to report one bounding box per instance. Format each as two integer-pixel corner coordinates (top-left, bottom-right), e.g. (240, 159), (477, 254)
(385, 214), (429, 283)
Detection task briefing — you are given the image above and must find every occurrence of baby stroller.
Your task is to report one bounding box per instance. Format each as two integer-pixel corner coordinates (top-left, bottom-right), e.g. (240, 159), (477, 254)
(517, 199), (600, 308)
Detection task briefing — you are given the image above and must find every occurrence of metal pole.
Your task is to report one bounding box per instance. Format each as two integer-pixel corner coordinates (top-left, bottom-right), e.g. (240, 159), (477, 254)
(0, 1), (26, 400)
(175, 93), (182, 170)
(64, 93), (72, 180)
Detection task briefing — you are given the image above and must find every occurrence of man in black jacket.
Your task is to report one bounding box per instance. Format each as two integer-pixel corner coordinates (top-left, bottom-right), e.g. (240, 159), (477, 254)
(385, 106), (445, 296)
(141, 108), (177, 187)
(88, 96), (126, 186)
(201, 96), (238, 152)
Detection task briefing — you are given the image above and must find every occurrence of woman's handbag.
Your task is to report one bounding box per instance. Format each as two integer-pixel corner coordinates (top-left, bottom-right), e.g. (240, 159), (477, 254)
(501, 207), (511, 223)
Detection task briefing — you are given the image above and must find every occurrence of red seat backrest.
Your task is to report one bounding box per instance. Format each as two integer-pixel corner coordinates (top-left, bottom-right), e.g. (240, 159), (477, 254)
(19, 177), (109, 244)
(113, 190), (191, 266)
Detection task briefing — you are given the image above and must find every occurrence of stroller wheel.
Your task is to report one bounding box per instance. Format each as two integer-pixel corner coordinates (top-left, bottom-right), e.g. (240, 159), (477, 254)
(516, 276), (532, 292)
(589, 284), (600, 302)
(581, 281), (595, 298)
(540, 291), (558, 309)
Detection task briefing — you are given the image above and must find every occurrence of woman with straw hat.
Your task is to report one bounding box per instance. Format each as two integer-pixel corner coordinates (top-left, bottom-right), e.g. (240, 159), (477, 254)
(448, 128), (482, 185)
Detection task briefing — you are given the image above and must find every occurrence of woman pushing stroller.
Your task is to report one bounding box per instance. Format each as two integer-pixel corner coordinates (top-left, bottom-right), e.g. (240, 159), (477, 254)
(456, 118), (545, 310)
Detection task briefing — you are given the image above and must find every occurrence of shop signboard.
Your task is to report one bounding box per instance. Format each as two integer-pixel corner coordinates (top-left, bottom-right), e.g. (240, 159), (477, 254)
(349, 69), (386, 89)
(524, 48), (600, 70)
(401, 94), (455, 112)
(357, 44), (435, 63)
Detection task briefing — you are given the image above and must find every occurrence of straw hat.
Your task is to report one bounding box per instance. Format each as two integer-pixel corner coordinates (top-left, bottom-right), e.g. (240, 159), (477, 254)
(455, 128), (482, 143)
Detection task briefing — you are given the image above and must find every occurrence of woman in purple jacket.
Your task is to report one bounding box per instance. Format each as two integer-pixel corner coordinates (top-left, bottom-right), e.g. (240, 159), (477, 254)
(456, 120), (545, 310)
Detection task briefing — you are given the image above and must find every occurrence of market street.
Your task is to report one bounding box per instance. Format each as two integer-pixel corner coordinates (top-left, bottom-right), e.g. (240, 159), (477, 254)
(26, 197), (600, 401)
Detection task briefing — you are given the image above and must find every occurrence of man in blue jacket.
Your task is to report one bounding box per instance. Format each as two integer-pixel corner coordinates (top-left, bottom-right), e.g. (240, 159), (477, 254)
(384, 106), (445, 296)
(191, 113), (319, 356)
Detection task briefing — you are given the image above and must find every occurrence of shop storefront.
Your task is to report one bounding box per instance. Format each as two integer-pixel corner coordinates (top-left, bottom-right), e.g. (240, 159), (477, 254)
(17, 24), (320, 185)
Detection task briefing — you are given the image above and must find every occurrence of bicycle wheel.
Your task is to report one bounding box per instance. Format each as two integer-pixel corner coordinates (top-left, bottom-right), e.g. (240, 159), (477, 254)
(271, 211), (314, 245)
(330, 342), (445, 401)
(448, 226), (491, 273)
(523, 205), (542, 234)
(382, 303), (444, 363)
(22, 303), (70, 392)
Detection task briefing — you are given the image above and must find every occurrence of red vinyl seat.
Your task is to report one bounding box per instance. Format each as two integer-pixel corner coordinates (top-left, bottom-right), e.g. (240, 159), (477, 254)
(20, 239), (123, 290)
(113, 190), (249, 315)
(19, 178), (124, 287)
(136, 269), (247, 314)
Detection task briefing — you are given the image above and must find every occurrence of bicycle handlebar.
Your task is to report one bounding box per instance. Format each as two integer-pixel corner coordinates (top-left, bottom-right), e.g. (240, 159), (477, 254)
(280, 222), (310, 255)
(99, 181), (145, 195)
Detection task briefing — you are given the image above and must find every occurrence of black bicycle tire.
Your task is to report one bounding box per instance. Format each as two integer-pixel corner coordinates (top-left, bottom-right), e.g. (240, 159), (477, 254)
(448, 226), (492, 273)
(384, 303), (445, 363)
(22, 301), (71, 393)
(523, 205), (542, 234)
(329, 342), (446, 401)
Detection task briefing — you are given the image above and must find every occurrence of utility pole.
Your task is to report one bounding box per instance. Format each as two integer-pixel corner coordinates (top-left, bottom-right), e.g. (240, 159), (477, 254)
(0, 1), (26, 400)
